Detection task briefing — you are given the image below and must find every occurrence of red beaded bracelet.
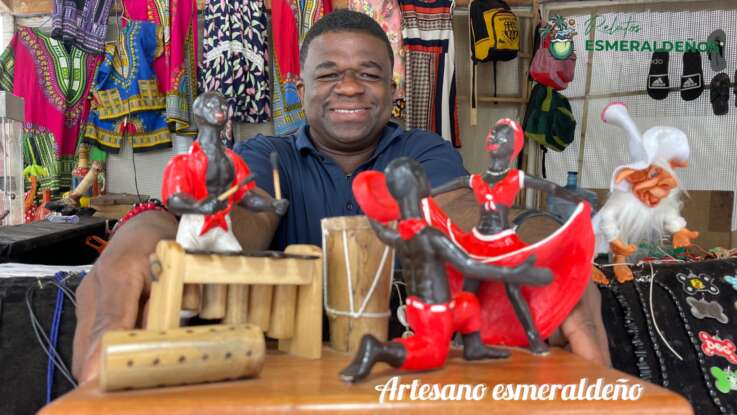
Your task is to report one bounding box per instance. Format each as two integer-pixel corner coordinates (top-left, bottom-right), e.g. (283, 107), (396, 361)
(110, 199), (169, 237)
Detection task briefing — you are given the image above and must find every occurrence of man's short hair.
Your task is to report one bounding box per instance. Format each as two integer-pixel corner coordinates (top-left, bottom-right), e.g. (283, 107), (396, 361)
(300, 10), (394, 70)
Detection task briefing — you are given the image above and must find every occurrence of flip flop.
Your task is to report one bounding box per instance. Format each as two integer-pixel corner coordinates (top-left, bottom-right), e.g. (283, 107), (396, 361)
(647, 51), (669, 100)
(681, 51), (704, 101)
(710, 72), (730, 115)
(707, 29), (726, 72)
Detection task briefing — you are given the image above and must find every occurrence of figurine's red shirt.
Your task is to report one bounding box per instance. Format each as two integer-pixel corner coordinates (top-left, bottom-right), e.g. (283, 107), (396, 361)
(397, 218), (428, 240)
(161, 142), (255, 235)
(470, 169), (523, 211)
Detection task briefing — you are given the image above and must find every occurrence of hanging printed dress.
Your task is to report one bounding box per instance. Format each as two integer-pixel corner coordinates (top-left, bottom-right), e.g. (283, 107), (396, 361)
(399, 0), (460, 147)
(271, 0), (331, 135)
(84, 21), (171, 153)
(200, 0), (270, 125)
(348, 0), (406, 119)
(123, 0), (199, 135)
(51, 0), (115, 54)
(0, 27), (99, 193)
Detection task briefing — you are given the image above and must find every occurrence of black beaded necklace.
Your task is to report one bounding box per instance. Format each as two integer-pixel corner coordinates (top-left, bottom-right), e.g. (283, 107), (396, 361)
(610, 283), (653, 381)
(633, 280), (670, 388)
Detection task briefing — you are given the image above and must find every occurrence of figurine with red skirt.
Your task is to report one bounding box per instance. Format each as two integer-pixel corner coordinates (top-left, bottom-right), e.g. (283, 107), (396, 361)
(428, 119), (595, 353)
(340, 157), (552, 383)
(354, 119), (596, 355)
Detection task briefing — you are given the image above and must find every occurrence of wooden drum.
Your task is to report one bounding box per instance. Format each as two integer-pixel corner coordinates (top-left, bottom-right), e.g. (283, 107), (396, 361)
(321, 215), (394, 353)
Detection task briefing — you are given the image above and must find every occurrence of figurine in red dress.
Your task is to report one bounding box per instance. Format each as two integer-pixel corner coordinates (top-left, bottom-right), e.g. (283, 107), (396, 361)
(161, 92), (288, 252)
(428, 119), (595, 353)
(340, 158), (552, 383)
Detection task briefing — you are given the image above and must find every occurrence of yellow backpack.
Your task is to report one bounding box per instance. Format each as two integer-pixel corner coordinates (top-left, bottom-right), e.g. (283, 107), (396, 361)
(470, 0), (520, 62)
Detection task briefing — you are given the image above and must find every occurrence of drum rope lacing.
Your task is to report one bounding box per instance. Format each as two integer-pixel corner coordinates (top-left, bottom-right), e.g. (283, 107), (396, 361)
(322, 227), (393, 318)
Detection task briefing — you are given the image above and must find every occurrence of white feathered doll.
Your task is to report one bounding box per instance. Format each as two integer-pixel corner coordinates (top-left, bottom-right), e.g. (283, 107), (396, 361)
(592, 102), (699, 283)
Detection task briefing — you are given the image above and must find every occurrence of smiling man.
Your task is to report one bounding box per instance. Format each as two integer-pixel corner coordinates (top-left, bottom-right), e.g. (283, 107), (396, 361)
(233, 10), (468, 250)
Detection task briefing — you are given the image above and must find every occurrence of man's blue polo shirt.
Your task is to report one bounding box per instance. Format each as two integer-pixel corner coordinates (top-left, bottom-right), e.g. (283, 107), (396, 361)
(233, 122), (467, 250)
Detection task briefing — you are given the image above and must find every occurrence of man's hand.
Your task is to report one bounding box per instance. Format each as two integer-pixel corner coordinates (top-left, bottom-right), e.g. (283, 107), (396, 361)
(549, 281), (611, 367)
(272, 198), (289, 216)
(72, 210), (178, 383)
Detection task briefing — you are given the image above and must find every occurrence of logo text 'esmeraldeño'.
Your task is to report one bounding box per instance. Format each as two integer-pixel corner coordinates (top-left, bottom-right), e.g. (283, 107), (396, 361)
(585, 39), (719, 53)
(581, 13), (719, 53)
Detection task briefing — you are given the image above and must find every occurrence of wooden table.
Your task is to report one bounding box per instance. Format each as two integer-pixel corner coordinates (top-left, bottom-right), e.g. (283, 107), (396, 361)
(41, 347), (692, 414)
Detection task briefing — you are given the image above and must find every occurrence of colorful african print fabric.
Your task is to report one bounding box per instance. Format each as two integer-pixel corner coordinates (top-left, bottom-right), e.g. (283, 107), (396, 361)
(271, 0), (331, 135)
(123, 0), (199, 135)
(200, 0), (270, 124)
(399, 0), (460, 147)
(51, 0), (115, 55)
(348, 0), (406, 119)
(0, 27), (99, 193)
(84, 21), (171, 153)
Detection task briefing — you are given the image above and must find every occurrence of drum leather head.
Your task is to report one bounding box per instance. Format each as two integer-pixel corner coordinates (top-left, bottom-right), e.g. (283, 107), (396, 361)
(352, 171), (400, 223)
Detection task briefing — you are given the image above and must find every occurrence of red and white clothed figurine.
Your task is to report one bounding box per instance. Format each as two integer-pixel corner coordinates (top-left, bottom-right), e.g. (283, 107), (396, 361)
(161, 92), (288, 253)
(341, 158), (552, 383)
(592, 102), (698, 283)
(355, 119), (596, 352)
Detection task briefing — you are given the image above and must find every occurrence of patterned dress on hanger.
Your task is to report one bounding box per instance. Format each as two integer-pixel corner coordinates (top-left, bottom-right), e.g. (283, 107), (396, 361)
(200, 0), (270, 124)
(124, 0), (199, 135)
(399, 0), (460, 147)
(84, 21), (171, 153)
(51, 0), (115, 55)
(271, 0), (331, 135)
(0, 27), (99, 193)
(348, 0), (406, 119)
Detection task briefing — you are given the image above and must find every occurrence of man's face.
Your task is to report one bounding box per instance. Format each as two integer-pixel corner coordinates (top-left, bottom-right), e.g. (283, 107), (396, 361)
(298, 31), (395, 152)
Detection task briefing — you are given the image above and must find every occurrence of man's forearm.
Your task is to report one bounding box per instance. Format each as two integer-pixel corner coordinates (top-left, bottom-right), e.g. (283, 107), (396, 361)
(230, 187), (281, 249)
(109, 210), (179, 247)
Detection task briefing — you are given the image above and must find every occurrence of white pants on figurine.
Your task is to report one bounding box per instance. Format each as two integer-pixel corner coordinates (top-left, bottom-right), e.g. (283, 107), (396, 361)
(176, 214), (242, 252)
(176, 213), (241, 320)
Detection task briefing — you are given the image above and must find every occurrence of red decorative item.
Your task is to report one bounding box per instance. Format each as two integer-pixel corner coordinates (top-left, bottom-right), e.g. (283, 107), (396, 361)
(397, 218), (427, 240)
(342, 157), (552, 383)
(161, 141), (253, 235)
(699, 331), (737, 364)
(484, 118), (523, 160)
(354, 118), (596, 348)
(110, 199), (168, 237)
(437, 203), (594, 346)
(351, 170), (399, 223)
(394, 292), (482, 370)
(469, 171), (521, 210)
(355, 188), (595, 347)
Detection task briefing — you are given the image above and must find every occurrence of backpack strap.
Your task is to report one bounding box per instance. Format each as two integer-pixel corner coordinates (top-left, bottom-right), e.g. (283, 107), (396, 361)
(493, 61), (498, 97)
(469, 2), (477, 126)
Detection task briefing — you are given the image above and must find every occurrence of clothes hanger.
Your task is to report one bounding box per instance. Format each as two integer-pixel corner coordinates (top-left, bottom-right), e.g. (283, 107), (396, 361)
(22, 14), (54, 35)
(106, 0), (131, 44)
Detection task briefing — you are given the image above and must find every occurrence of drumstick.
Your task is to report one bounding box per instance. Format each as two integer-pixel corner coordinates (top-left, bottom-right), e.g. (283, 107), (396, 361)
(270, 152), (281, 200)
(217, 175), (255, 202)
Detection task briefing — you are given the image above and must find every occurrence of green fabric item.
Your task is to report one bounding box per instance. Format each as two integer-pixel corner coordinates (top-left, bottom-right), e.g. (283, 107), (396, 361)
(523, 83), (576, 152)
(89, 145), (108, 162)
